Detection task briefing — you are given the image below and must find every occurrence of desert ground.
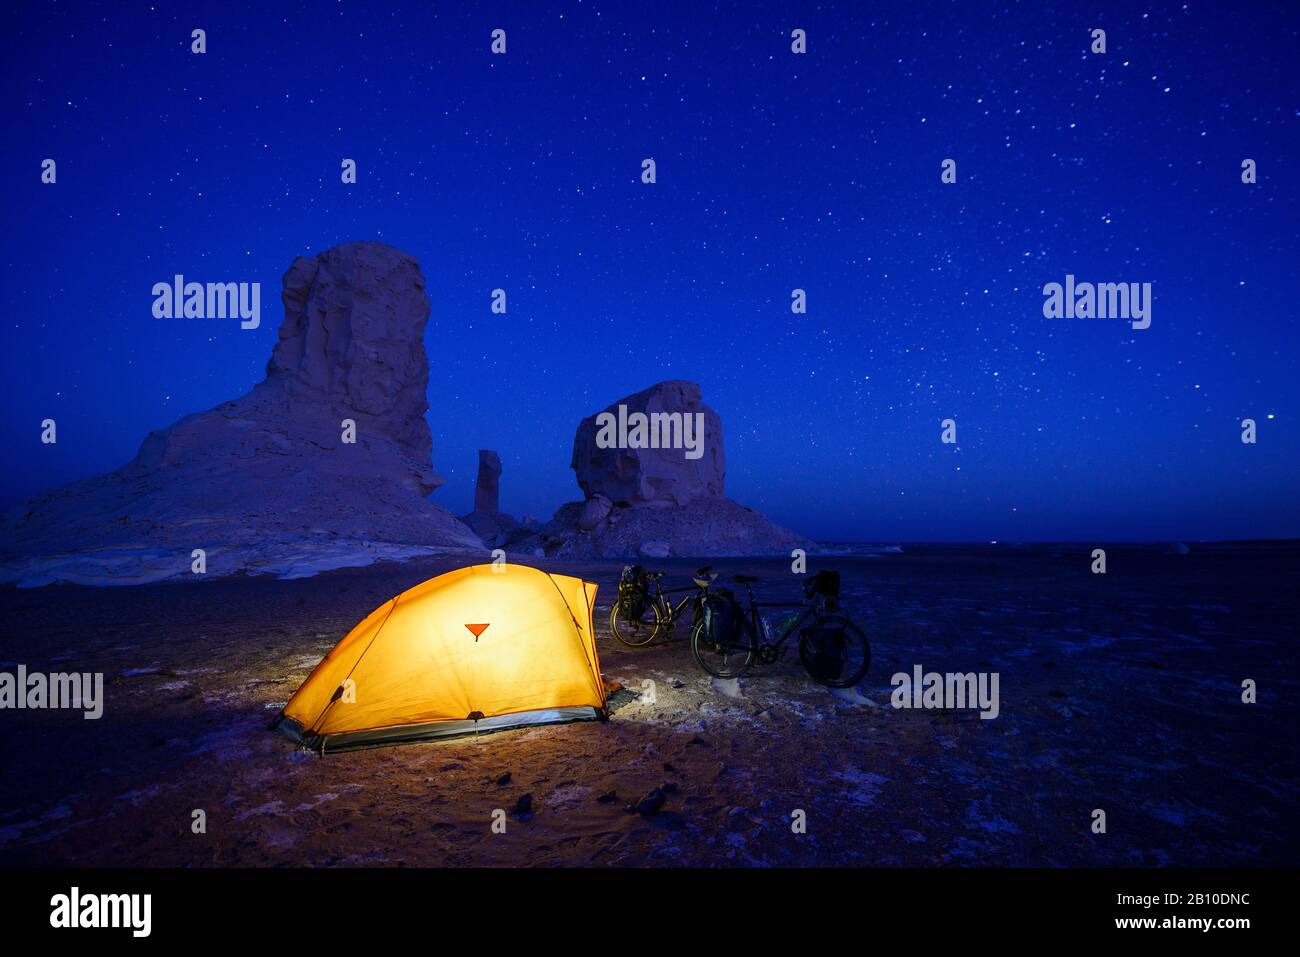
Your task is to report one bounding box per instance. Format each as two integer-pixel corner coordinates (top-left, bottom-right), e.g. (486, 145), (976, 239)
(1, 543), (1296, 867)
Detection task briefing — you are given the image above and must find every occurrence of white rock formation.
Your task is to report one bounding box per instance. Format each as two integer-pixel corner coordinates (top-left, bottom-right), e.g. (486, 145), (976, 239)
(0, 241), (484, 587)
(571, 380), (725, 506)
(537, 381), (814, 558)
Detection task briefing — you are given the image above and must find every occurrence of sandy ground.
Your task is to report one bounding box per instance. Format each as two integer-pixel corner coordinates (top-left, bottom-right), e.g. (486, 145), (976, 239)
(1, 544), (1296, 867)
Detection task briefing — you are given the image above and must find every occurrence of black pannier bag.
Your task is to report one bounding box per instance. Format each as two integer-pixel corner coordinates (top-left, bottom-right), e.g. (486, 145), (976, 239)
(803, 569), (841, 610)
(618, 564), (650, 618)
(801, 626), (848, 682)
(803, 569), (841, 599)
(701, 588), (739, 644)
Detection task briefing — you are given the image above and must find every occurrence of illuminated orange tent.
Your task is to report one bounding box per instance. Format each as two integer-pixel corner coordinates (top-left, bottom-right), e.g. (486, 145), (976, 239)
(272, 564), (606, 752)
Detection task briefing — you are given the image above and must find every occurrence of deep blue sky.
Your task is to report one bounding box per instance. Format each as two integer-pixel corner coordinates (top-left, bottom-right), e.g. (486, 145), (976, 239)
(2, 1), (1297, 541)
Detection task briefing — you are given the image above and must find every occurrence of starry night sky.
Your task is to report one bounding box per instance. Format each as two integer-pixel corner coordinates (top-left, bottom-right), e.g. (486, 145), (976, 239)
(2, 1), (1297, 542)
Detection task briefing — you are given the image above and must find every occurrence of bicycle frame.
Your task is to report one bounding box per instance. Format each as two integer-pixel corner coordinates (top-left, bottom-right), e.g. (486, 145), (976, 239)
(612, 569), (720, 649)
(744, 599), (818, 649)
(691, 577), (866, 687)
(653, 583), (705, 626)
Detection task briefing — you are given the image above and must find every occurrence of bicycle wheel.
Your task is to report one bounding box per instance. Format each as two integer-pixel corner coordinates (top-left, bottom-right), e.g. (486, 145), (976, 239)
(690, 617), (757, 679)
(609, 597), (664, 647)
(798, 616), (870, 688)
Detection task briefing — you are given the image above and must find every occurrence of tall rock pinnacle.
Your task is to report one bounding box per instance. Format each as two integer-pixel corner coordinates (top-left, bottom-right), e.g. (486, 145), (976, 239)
(0, 241), (483, 586)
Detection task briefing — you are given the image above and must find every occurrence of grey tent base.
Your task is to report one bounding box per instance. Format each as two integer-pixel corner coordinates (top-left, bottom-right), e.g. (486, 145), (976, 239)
(272, 706), (604, 754)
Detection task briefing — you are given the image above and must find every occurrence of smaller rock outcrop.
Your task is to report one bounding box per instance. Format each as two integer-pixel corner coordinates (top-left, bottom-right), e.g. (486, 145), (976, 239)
(459, 450), (538, 551)
(533, 381), (813, 558)
(473, 450), (502, 514)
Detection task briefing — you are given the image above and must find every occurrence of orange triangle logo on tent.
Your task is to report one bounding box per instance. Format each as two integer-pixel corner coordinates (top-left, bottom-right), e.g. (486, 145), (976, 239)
(464, 623), (490, 640)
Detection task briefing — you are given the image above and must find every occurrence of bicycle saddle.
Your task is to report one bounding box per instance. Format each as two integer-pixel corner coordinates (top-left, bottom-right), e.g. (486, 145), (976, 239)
(692, 566), (718, 587)
(734, 574), (760, 584)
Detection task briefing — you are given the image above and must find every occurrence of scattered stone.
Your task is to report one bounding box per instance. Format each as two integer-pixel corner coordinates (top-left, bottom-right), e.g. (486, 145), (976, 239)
(511, 794), (533, 818)
(596, 790), (618, 804)
(577, 495), (613, 532)
(710, 676), (744, 700)
(496, 772), (512, 786)
(626, 787), (667, 817)
(829, 686), (877, 707)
